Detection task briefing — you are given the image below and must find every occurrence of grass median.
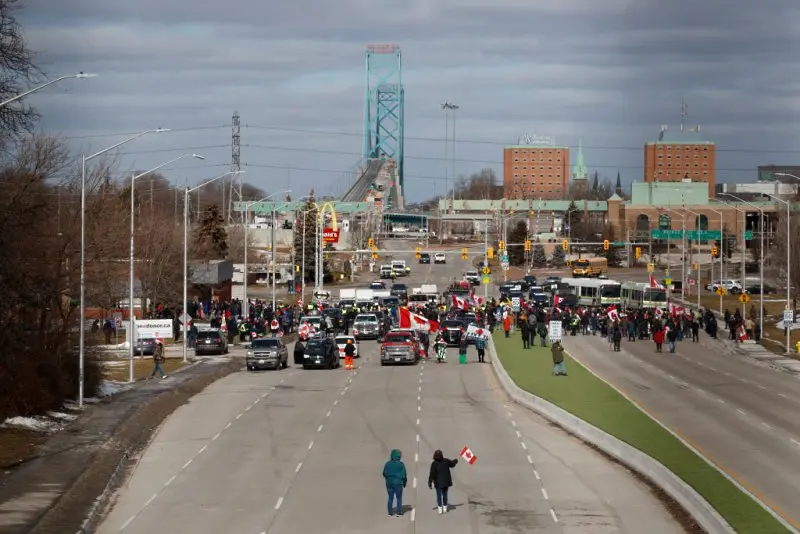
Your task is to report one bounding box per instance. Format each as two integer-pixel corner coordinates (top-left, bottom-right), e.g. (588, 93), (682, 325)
(102, 357), (185, 382)
(493, 332), (788, 534)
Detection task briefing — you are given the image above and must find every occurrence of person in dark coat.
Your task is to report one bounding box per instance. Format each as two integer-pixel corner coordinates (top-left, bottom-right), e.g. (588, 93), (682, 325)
(293, 340), (306, 366)
(382, 449), (407, 517)
(428, 449), (458, 514)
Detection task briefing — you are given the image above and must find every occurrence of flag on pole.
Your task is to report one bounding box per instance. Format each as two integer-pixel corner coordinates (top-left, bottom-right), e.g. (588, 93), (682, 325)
(459, 446), (477, 465)
(399, 307), (440, 333)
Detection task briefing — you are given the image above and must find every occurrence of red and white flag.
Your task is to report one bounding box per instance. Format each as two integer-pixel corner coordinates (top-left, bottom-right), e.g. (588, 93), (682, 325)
(399, 307), (440, 333)
(553, 295), (563, 312)
(607, 304), (619, 322)
(459, 446), (477, 465)
(452, 295), (468, 311)
(668, 302), (683, 317)
(649, 274), (665, 289)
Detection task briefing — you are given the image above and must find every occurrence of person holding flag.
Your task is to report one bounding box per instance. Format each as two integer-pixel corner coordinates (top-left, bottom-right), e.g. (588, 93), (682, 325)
(428, 450), (458, 514)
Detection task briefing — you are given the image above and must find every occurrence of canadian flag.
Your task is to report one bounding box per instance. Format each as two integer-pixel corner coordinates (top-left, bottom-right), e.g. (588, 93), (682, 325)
(452, 295), (468, 311)
(399, 307), (440, 333)
(553, 295), (563, 312)
(607, 304), (619, 322)
(459, 446), (477, 465)
(654, 307), (664, 318)
(468, 292), (484, 307)
(649, 274), (665, 289)
(668, 302), (683, 317)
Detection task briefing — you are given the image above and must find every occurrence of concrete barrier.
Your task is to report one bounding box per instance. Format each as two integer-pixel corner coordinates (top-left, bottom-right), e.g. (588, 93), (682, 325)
(487, 337), (736, 534)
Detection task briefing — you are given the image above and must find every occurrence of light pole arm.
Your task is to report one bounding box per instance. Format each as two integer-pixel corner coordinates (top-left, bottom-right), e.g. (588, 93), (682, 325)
(0, 73), (97, 108)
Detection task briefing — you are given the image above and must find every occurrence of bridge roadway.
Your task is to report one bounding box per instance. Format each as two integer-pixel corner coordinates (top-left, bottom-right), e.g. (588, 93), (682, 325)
(97, 244), (682, 534)
(342, 159), (383, 202)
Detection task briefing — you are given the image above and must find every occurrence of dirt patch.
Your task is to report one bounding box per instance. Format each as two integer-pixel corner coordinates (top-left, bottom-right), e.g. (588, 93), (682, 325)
(0, 357), (243, 534)
(102, 358), (185, 382)
(0, 427), (48, 471)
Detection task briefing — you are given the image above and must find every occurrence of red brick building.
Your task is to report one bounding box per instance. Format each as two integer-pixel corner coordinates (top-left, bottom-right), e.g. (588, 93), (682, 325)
(644, 127), (716, 198)
(504, 143), (569, 200)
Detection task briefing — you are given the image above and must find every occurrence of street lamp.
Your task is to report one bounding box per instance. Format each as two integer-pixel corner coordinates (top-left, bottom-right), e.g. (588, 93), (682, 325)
(672, 206), (702, 309)
(241, 191), (291, 313)
(78, 127), (169, 407)
(720, 193), (766, 340)
(0, 72), (97, 107)
(765, 191), (792, 353)
(128, 153), (204, 383)
(711, 198), (748, 317)
(704, 207), (725, 318)
(182, 170), (245, 363)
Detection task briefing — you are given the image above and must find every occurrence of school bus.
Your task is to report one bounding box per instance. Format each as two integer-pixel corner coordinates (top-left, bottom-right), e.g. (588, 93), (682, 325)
(571, 257), (608, 278)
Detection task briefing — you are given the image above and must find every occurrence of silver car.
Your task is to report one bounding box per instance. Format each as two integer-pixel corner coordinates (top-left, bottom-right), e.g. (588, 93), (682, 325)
(352, 314), (380, 340)
(246, 338), (289, 371)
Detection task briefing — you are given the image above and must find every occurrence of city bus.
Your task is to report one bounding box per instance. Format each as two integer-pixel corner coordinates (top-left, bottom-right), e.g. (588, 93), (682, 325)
(561, 278), (603, 307)
(621, 282), (667, 309)
(572, 256), (608, 278)
(598, 281), (622, 306)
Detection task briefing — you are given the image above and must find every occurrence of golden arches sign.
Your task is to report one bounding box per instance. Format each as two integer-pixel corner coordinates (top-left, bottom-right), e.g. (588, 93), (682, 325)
(317, 201), (338, 231)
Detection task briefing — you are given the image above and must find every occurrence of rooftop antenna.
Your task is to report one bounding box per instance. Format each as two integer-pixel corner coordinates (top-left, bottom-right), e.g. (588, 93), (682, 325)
(680, 98), (688, 132)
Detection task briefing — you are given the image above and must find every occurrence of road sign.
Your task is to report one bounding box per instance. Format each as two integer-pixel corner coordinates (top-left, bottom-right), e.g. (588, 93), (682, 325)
(783, 309), (794, 327)
(651, 229), (753, 241)
(664, 277), (672, 286)
(482, 267), (490, 275)
(647, 262), (655, 273)
(482, 276), (489, 285)
(688, 278), (696, 286)
(716, 287), (727, 296)
(322, 228), (340, 243)
(739, 293), (750, 304)
(511, 296), (521, 312)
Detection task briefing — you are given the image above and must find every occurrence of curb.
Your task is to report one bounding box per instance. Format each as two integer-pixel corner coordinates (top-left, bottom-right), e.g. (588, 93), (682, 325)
(486, 336), (736, 534)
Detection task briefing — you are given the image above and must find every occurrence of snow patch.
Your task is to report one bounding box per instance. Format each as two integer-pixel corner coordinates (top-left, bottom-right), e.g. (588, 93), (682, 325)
(47, 411), (78, 421)
(1, 416), (61, 433)
(97, 380), (131, 397)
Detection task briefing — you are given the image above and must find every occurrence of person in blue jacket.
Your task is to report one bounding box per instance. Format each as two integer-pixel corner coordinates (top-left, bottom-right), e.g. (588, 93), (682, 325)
(382, 449), (407, 517)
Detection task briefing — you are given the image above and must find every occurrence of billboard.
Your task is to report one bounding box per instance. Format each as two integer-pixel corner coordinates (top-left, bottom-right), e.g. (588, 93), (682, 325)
(134, 319), (174, 340)
(322, 228), (340, 243)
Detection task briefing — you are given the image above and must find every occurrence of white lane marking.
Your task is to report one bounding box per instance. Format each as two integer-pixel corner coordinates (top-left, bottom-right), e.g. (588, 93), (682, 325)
(791, 439), (800, 449)
(274, 496), (284, 510)
(417, 396), (421, 401)
(261, 392), (268, 398)
(414, 452), (419, 462)
(520, 442), (527, 450)
(279, 379), (285, 384)
(541, 488), (549, 500)
(164, 474), (176, 487)
(534, 470), (541, 480)
(308, 440), (314, 450)
(254, 397), (260, 405)
(120, 515), (136, 530)
(416, 434), (420, 443)
(334, 399), (339, 406)
(326, 410), (331, 417)
(418, 405), (422, 412)
(295, 462), (303, 473)
(667, 374), (676, 380)
(761, 422), (773, 430)
(182, 459), (193, 470)
(198, 445), (207, 454)
(224, 422), (232, 430)
(507, 411), (512, 418)
(413, 477), (417, 488)
(418, 386), (422, 392)
(144, 493), (158, 507)
(416, 418), (420, 425)
(736, 409), (747, 417)
(779, 393), (789, 399)
(550, 508), (559, 523)
(515, 430), (522, 438)
(236, 413), (243, 420)
(344, 386), (349, 392)
(317, 424), (324, 432)
(716, 398), (726, 404)
(757, 384), (767, 390)
(212, 432), (221, 441)
(410, 508), (416, 522)
(511, 420), (517, 428)
(245, 404), (252, 412)
(526, 455), (533, 464)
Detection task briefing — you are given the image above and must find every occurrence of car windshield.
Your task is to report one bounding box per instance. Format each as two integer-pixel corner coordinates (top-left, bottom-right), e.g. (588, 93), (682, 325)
(466, 271), (478, 276)
(442, 321), (462, 328)
(600, 285), (621, 297)
(385, 334), (413, 343)
(574, 260), (590, 268)
(305, 341), (327, 355)
(391, 284), (406, 290)
(251, 339), (281, 348)
(645, 289), (668, 302)
(355, 315), (378, 323)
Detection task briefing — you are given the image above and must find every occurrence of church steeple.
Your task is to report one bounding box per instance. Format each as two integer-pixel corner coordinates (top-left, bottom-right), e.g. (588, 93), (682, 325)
(572, 139), (588, 181)
(615, 170), (623, 195)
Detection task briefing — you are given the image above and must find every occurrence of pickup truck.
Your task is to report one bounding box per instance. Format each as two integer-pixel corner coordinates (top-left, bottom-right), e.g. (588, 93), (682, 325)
(380, 330), (419, 366)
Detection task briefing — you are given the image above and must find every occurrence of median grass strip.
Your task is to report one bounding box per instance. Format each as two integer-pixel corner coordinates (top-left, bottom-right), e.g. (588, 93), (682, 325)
(494, 333), (788, 534)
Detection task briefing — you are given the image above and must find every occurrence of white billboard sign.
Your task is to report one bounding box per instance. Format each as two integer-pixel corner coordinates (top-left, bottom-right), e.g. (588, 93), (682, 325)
(134, 319), (173, 340)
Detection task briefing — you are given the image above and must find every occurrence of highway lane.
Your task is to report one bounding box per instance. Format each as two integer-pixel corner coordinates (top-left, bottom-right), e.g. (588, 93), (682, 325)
(96, 241), (683, 533)
(563, 331), (800, 529)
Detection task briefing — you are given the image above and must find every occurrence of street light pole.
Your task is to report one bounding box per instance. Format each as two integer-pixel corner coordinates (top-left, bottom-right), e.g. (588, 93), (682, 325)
(766, 193), (791, 352)
(0, 72), (97, 107)
(712, 199), (747, 317)
(183, 171), (245, 363)
(78, 127), (169, 407)
(128, 153), (204, 383)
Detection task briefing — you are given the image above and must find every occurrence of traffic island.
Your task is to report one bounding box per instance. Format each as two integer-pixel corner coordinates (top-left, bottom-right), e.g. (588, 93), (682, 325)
(492, 333), (790, 534)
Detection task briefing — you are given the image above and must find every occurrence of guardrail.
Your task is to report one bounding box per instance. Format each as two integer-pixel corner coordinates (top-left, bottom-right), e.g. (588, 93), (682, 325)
(487, 336), (737, 534)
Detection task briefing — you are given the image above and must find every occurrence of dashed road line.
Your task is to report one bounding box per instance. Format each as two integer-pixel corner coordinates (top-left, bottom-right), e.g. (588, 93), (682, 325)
(526, 455), (533, 464)
(197, 445), (207, 454)
(164, 474), (176, 487)
(736, 409), (747, 417)
(274, 497), (283, 510)
(762, 422), (773, 430)
(541, 488), (549, 500)
(550, 508), (559, 523)
(791, 439), (800, 449)
(317, 424), (323, 432)
(212, 432), (221, 441)
(295, 462), (303, 473)
(308, 440), (314, 450)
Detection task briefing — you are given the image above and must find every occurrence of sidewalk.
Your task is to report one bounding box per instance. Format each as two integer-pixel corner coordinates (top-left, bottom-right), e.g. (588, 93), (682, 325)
(0, 356), (244, 534)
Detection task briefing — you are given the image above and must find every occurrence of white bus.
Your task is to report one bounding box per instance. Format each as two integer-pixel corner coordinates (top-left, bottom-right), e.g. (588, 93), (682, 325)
(599, 281), (622, 306)
(561, 278), (603, 307)
(621, 282), (667, 309)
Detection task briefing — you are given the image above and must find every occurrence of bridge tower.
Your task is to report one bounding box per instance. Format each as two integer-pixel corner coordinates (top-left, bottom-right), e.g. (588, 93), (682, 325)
(363, 44), (404, 190)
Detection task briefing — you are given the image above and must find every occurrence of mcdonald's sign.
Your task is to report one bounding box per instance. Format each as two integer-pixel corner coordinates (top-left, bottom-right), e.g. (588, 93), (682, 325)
(322, 228), (340, 243)
(319, 202), (339, 243)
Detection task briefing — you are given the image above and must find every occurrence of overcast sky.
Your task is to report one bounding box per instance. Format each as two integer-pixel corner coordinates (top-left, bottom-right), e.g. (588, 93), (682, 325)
(18, 0), (800, 202)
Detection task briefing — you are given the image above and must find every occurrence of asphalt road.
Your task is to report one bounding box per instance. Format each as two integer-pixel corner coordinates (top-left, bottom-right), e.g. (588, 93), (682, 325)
(97, 242), (683, 534)
(563, 330), (800, 530)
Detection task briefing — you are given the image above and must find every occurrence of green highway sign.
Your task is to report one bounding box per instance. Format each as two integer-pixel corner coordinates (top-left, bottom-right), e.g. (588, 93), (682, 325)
(650, 230), (753, 240)
(613, 241), (625, 247)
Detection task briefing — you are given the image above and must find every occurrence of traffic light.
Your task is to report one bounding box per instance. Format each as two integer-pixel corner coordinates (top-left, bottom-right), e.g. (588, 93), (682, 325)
(487, 246), (494, 259)
(711, 245), (719, 258)
(371, 252), (378, 260)
(524, 240), (531, 252)
(461, 247), (468, 260)
(603, 240), (610, 251)
(562, 239), (568, 250)
(368, 237), (374, 248)
(498, 240), (505, 251)
(415, 246), (421, 259)
(635, 247), (641, 259)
